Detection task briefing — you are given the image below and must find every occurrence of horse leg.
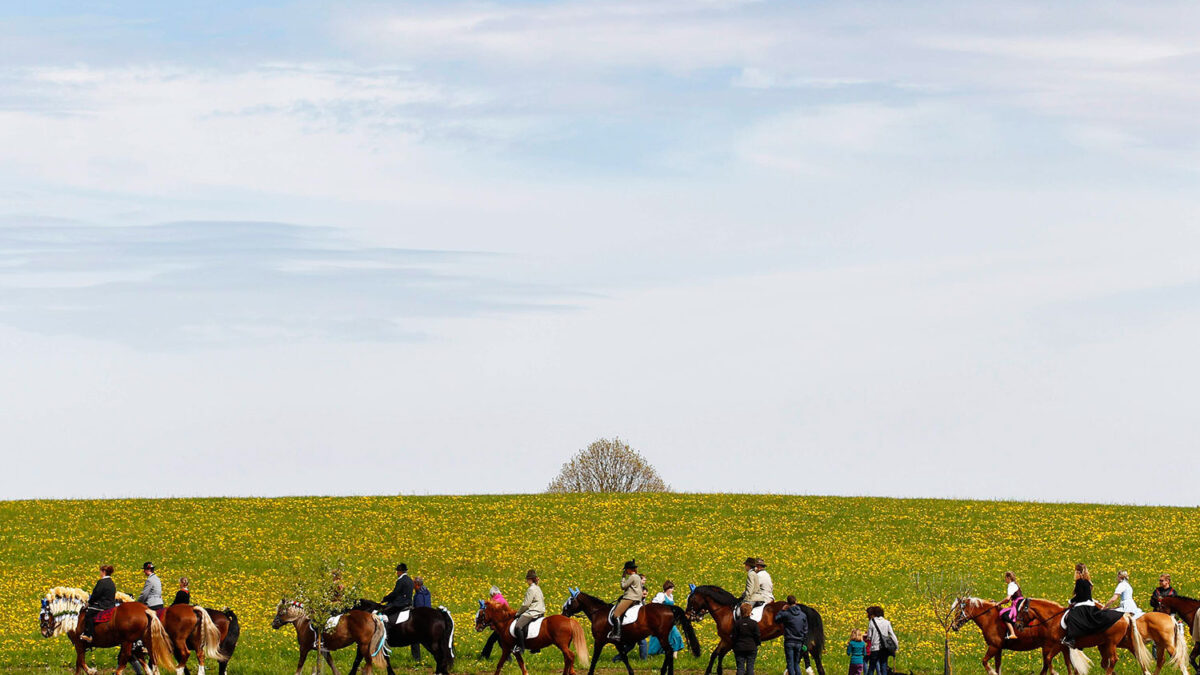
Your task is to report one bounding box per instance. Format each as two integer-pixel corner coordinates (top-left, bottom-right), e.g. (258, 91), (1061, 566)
(515, 651), (529, 675)
(559, 636), (576, 675)
(495, 646), (512, 675)
(296, 645), (310, 675)
(982, 646), (999, 675)
(664, 641), (674, 675)
(996, 649), (1004, 675)
(116, 641), (131, 675)
(348, 649), (364, 675)
(812, 647), (826, 675)
(324, 648), (343, 675)
(619, 646), (635, 675)
(717, 645), (731, 675)
(587, 642), (604, 675)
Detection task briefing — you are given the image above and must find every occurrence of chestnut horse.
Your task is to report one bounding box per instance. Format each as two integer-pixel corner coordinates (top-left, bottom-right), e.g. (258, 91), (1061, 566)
(473, 599), (590, 675)
(39, 587), (177, 675)
(561, 588), (700, 675)
(162, 604), (240, 675)
(271, 600), (389, 675)
(1022, 598), (1155, 675)
(684, 585), (826, 675)
(1156, 596), (1200, 671)
(951, 597), (1068, 675)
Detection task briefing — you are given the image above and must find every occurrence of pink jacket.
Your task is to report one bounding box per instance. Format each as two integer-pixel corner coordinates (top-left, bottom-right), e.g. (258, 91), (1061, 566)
(492, 592), (508, 607)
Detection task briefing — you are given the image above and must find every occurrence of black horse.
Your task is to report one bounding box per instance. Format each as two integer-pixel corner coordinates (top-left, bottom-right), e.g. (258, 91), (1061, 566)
(685, 585), (825, 675)
(350, 599), (456, 675)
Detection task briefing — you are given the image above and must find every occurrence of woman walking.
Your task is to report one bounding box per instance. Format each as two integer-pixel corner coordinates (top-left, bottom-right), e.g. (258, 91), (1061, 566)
(865, 606), (897, 675)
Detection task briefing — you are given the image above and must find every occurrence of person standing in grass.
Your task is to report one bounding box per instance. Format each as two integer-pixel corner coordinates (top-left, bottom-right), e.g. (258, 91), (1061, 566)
(779, 595), (809, 675)
(479, 585), (508, 660)
(846, 629), (867, 675)
(412, 577), (433, 661)
(647, 581), (685, 658)
(733, 602), (762, 675)
(866, 606), (898, 675)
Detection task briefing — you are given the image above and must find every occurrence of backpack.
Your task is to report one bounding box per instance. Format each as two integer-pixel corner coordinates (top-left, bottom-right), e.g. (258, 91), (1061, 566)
(871, 618), (897, 657)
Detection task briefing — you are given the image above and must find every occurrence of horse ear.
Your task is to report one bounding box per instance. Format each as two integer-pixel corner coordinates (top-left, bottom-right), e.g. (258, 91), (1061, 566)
(689, 583), (697, 592)
(479, 599), (485, 609)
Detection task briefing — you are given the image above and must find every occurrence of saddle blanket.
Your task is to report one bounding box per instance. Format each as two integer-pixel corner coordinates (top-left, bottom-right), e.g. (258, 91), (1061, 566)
(325, 615), (343, 631)
(94, 607), (118, 624)
(511, 617), (546, 639)
(374, 609), (411, 625)
(612, 604), (642, 625)
(750, 605), (765, 622)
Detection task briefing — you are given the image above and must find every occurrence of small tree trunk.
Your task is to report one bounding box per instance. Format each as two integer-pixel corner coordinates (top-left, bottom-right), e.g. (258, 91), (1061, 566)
(944, 634), (952, 675)
(316, 632), (323, 675)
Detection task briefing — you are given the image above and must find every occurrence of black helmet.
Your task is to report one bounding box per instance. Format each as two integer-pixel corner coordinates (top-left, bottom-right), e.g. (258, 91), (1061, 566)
(624, 559), (638, 572)
(396, 563), (408, 573)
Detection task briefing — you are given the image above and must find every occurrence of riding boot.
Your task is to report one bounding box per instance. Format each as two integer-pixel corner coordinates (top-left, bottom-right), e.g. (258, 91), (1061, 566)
(513, 627), (525, 655)
(80, 612), (96, 643)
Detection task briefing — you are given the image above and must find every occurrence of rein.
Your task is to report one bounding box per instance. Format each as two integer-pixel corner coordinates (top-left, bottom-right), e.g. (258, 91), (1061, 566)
(1022, 605), (1069, 627)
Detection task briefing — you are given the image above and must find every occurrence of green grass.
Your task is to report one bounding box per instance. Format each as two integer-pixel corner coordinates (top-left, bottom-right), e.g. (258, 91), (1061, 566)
(1, 494), (1195, 674)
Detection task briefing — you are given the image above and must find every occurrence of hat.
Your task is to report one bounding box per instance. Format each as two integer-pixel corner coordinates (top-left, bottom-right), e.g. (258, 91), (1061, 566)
(526, 569), (539, 581)
(744, 557), (757, 567)
(624, 559), (638, 571)
(755, 558), (767, 568)
(396, 563), (408, 572)
(143, 562), (155, 571)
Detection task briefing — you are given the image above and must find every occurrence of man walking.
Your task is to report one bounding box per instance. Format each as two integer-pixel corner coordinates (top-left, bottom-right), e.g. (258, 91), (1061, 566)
(779, 595), (809, 675)
(411, 577), (432, 661)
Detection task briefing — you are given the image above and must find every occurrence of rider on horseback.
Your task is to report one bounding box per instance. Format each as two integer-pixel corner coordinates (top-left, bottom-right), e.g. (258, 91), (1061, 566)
(137, 562), (164, 612)
(512, 569), (544, 655)
(740, 558), (761, 609)
(997, 571), (1024, 640)
(382, 563), (414, 620)
(80, 564), (117, 643)
(608, 560), (642, 641)
(755, 559), (774, 604)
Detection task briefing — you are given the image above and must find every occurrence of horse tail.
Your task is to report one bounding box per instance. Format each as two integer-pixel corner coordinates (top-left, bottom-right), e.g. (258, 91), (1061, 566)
(803, 604), (826, 656)
(1130, 614), (1154, 675)
(145, 609), (179, 672)
(1172, 619), (1189, 675)
(219, 608), (240, 661)
(571, 618), (591, 669)
(671, 604), (702, 657)
(439, 606), (456, 670)
(369, 613), (390, 671)
(194, 607), (225, 662)
(1071, 647), (1094, 675)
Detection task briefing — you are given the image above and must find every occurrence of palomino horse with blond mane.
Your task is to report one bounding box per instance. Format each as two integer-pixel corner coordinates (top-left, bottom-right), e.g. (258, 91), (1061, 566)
(39, 586), (178, 675)
(474, 598), (590, 675)
(161, 604), (240, 675)
(1020, 598), (1159, 675)
(271, 599), (390, 675)
(1156, 596), (1200, 671)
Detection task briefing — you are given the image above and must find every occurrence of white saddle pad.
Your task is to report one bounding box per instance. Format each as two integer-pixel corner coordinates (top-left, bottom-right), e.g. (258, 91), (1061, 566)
(511, 617), (546, 639)
(392, 610), (411, 625)
(750, 605), (765, 622)
(324, 615), (342, 631)
(621, 604), (642, 625)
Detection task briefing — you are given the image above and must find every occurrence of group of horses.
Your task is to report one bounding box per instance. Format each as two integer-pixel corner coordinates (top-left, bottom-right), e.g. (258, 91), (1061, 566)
(952, 594), (1200, 675)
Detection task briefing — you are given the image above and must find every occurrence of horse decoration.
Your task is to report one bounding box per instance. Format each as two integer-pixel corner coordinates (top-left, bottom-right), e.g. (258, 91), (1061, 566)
(684, 585), (825, 675)
(160, 603), (240, 675)
(474, 597), (590, 675)
(352, 598), (456, 675)
(561, 587), (700, 675)
(271, 599), (390, 675)
(1154, 596), (1200, 672)
(39, 586), (177, 675)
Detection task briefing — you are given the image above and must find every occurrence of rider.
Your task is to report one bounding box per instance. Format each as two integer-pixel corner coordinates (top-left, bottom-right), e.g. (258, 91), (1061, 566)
(80, 565), (118, 643)
(1102, 570), (1142, 617)
(609, 560), (642, 641)
(382, 563), (414, 620)
(1062, 563), (1122, 648)
(755, 559), (774, 604)
(996, 571), (1024, 640)
(172, 577), (191, 606)
(137, 562), (164, 613)
(1150, 574), (1177, 613)
(740, 558), (761, 608)
(512, 569), (544, 655)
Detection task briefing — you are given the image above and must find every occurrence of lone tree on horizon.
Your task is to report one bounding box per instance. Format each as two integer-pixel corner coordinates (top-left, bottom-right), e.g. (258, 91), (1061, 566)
(547, 437), (670, 493)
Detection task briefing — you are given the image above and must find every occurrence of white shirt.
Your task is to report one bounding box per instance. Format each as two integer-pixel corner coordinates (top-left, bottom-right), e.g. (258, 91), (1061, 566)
(1006, 581), (1019, 598)
(652, 592), (669, 604)
(1114, 580), (1141, 615)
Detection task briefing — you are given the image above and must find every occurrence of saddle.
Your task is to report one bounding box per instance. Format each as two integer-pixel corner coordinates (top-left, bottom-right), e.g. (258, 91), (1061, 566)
(94, 607), (118, 624)
(609, 604), (642, 626)
(733, 605), (766, 622)
(510, 617), (546, 639)
(380, 609), (411, 625)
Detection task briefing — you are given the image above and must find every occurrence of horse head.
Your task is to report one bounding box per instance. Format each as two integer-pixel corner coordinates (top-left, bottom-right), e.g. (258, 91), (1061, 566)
(950, 596), (973, 632)
(272, 598), (305, 629)
(39, 599), (56, 638)
(474, 599), (490, 632)
(685, 587), (711, 621)
(561, 587), (583, 617)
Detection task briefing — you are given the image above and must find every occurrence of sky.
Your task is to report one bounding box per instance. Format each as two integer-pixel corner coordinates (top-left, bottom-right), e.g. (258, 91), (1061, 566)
(2, 1), (1198, 504)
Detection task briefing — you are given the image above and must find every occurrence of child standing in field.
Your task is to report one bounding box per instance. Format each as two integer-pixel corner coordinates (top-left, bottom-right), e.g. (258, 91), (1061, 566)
(847, 629), (867, 675)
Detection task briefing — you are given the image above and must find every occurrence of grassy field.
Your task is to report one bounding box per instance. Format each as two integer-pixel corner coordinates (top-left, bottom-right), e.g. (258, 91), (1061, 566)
(1, 494), (1196, 675)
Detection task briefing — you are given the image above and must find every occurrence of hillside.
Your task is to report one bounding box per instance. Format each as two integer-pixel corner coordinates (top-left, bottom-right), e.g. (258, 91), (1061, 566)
(3, 494), (1195, 674)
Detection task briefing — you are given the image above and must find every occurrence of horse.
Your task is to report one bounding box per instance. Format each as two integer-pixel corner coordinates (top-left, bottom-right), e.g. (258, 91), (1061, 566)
(561, 588), (700, 675)
(1157, 596), (1200, 671)
(352, 599), (456, 675)
(684, 585), (825, 675)
(1022, 598), (1155, 675)
(39, 586), (178, 675)
(1135, 611), (1191, 675)
(271, 599), (389, 675)
(161, 604), (240, 675)
(473, 598), (590, 675)
(951, 596), (1068, 675)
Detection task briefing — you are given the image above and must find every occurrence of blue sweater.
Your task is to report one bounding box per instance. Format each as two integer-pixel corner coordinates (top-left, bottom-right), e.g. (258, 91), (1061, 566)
(847, 640), (866, 665)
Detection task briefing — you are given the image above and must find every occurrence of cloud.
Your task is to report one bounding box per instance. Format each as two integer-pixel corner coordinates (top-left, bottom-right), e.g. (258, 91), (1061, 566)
(0, 219), (577, 348)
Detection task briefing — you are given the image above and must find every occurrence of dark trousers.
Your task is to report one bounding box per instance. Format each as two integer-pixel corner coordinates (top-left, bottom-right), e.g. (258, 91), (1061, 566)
(867, 653), (889, 675)
(785, 642), (805, 675)
(481, 631), (501, 658)
(736, 652), (757, 675)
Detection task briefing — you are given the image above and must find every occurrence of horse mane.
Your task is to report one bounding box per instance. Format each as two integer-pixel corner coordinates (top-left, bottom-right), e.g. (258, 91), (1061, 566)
(692, 585), (739, 606)
(963, 597), (987, 608)
(486, 601), (515, 620)
(1173, 595), (1199, 603)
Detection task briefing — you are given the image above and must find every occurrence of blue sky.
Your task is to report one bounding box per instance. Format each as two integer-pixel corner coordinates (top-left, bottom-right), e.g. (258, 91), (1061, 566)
(2, 1), (1198, 502)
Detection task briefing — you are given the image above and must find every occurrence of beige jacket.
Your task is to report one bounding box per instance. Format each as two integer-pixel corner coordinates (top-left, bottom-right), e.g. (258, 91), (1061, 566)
(518, 583), (545, 618)
(621, 574), (644, 602)
(742, 569), (760, 602)
(754, 570), (774, 603)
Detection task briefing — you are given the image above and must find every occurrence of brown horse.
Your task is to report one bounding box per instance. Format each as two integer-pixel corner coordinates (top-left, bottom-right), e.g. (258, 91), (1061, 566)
(39, 587), (178, 675)
(1156, 597), (1200, 671)
(684, 585), (826, 675)
(561, 588), (700, 675)
(951, 597), (1069, 675)
(271, 599), (389, 675)
(1023, 598), (1154, 675)
(474, 599), (590, 675)
(163, 604), (239, 675)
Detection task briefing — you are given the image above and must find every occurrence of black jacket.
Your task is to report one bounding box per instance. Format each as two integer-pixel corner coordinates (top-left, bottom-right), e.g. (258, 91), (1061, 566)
(89, 577), (117, 612)
(172, 590), (191, 606)
(1070, 579), (1093, 605)
(1150, 586), (1176, 612)
(732, 616), (761, 655)
(779, 604), (809, 644)
(382, 574), (414, 610)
